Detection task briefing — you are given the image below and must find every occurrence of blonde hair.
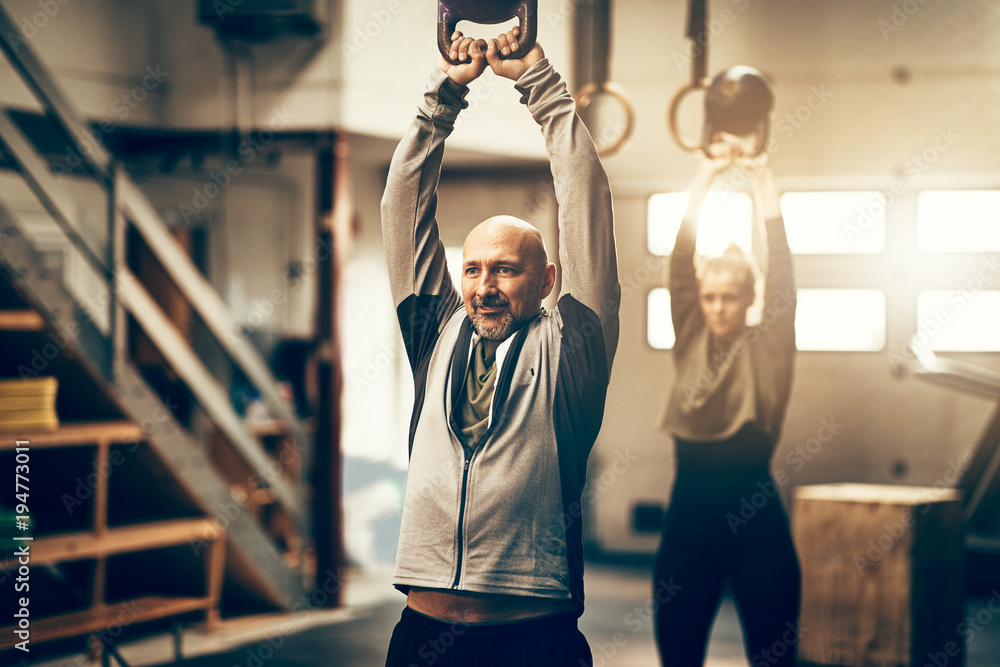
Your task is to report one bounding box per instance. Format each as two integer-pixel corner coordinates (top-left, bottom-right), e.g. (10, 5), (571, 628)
(699, 243), (758, 302)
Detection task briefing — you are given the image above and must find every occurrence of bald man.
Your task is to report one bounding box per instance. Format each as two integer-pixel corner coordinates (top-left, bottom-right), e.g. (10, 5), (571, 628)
(380, 28), (619, 667)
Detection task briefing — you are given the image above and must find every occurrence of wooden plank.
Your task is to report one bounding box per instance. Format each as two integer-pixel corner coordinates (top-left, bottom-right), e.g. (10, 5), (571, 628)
(204, 539), (226, 630)
(0, 309), (44, 330)
(0, 596), (209, 649)
(91, 557), (106, 608)
(93, 441), (110, 534)
(0, 518), (222, 568)
(0, 421), (142, 449)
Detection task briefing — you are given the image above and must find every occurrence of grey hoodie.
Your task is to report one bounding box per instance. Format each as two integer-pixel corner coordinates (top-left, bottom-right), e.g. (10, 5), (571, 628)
(381, 59), (619, 610)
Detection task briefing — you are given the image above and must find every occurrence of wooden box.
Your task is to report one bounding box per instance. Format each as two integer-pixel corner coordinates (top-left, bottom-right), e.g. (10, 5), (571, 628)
(792, 483), (964, 667)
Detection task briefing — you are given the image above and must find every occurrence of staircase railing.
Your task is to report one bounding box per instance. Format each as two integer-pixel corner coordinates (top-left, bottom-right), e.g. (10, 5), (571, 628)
(892, 342), (1000, 534)
(0, 4), (312, 576)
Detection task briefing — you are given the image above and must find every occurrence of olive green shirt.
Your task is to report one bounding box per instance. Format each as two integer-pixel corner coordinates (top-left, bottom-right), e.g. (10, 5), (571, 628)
(459, 337), (501, 448)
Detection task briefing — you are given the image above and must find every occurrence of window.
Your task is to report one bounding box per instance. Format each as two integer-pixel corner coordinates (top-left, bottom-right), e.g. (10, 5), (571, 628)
(445, 246), (463, 289)
(794, 289), (886, 351)
(916, 290), (1000, 352)
(649, 288), (887, 352)
(780, 191), (886, 254)
(647, 192), (753, 257)
(918, 191), (1000, 252)
(647, 288), (674, 349)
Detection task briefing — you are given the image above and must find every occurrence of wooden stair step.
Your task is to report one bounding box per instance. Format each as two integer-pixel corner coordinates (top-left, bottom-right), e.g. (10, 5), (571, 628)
(1, 518), (222, 568)
(0, 308), (45, 330)
(0, 595), (211, 649)
(0, 421), (143, 449)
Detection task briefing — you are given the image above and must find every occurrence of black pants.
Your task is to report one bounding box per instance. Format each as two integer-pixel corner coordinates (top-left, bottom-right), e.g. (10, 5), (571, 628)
(654, 426), (802, 667)
(385, 606), (593, 667)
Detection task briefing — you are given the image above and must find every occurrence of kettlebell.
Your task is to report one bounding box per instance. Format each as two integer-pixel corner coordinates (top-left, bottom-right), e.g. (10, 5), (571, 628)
(669, 65), (774, 158)
(702, 66), (774, 158)
(437, 0), (537, 65)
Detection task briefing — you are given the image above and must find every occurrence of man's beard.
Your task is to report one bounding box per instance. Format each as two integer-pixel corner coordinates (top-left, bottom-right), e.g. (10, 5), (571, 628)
(470, 294), (536, 341)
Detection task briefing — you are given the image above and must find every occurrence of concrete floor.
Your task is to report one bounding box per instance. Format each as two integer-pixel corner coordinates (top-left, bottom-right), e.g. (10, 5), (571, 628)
(31, 560), (1000, 667)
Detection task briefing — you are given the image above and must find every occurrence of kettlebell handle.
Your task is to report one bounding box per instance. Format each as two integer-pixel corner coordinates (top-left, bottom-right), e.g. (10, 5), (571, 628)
(437, 1), (537, 66)
(667, 78), (771, 159)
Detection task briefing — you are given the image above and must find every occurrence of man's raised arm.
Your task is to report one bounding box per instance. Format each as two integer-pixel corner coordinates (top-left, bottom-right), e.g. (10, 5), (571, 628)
(381, 38), (486, 369)
(490, 38), (620, 369)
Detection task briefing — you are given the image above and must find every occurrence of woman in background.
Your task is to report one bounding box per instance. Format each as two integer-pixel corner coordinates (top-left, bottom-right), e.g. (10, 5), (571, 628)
(654, 154), (801, 667)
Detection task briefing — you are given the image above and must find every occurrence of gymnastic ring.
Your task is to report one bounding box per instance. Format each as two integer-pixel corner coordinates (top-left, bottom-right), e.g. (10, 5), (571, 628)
(574, 81), (636, 157)
(667, 80), (710, 155)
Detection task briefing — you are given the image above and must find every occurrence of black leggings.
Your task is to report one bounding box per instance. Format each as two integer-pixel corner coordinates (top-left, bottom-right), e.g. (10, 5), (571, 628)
(654, 427), (802, 667)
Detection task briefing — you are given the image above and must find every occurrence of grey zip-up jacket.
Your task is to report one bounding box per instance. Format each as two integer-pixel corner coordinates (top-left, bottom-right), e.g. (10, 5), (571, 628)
(381, 59), (620, 610)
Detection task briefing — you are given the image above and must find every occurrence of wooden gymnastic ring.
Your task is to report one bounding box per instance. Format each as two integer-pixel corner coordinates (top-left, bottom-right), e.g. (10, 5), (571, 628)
(667, 80), (710, 155)
(574, 81), (636, 157)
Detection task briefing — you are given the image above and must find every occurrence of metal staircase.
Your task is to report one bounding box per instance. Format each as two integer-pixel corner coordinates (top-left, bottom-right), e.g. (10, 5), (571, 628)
(0, 4), (316, 652)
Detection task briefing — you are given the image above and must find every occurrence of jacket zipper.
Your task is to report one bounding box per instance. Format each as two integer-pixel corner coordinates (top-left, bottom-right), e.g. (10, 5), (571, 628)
(451, 452), (472, 588)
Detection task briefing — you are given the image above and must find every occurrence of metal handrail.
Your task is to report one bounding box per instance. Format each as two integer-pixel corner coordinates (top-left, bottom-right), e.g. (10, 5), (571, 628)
(891, 342), (1000, 398)
(0, 3), (310, 539)
(892, 341), (1000, 530)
